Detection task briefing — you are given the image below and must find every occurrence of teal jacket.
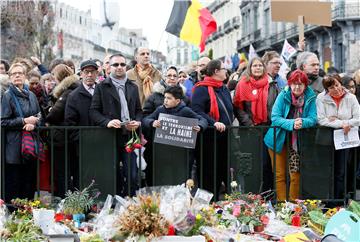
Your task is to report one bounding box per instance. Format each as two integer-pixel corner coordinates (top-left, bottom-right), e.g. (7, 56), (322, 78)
(264, 86), (317, 153)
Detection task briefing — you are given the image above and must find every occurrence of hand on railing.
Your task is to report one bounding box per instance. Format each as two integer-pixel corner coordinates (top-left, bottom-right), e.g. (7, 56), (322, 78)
(294, 118), (303, 130)
(192, 126), (201, 132)
(24, 116), (39, 125)
(107, 119), (121, 128)
(214, 122), (226, 132)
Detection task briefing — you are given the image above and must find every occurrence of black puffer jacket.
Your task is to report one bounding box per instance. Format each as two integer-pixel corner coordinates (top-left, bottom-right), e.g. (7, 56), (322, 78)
(1, 84), (40, 164)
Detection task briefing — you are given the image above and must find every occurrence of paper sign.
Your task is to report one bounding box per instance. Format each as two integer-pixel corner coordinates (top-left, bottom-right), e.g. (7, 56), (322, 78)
(333, 127), (360, 150)
(154, 113), (198, 149)
(271, 1), (332, 27)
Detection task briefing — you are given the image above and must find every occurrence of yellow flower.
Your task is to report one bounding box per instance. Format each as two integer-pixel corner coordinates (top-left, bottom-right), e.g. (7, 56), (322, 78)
(196, 214), (202, 220)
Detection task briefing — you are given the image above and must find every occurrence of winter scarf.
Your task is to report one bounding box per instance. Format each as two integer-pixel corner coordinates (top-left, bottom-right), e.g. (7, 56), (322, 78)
(234, 75), (269, 125)
(194, 76), (223, 121)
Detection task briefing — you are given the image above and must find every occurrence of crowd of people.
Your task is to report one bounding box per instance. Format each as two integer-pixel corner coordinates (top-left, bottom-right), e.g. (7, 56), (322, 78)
(1, 43), (360, 203)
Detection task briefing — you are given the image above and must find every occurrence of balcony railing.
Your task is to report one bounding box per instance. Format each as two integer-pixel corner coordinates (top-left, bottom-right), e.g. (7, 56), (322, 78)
(2, 126), (359, 203)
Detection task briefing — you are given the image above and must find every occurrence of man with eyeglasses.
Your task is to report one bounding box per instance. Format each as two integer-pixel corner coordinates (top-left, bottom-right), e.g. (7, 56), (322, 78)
(127, 47), (162, 106)
(184, 56), (211, 99)
(261, 51), (287, 193)
(90, 53), (142, 196)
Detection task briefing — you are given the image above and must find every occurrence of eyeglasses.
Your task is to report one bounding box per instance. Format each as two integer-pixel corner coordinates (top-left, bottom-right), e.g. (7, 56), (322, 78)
(111, 63), (126, 68)
(10, 72), (24, 76)
(166, 74), (178, 79)
(82, 69), (97, 75)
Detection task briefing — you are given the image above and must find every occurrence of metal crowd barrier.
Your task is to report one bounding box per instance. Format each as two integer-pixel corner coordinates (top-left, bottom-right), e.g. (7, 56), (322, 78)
(1, 126), (359, 203)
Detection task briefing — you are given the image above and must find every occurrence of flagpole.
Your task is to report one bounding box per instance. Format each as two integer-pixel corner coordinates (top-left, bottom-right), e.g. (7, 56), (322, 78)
(156, 30), (165, 53)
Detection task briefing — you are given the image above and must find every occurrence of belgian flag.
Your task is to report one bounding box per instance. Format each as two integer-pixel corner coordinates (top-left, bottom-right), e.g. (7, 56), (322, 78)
(165, 0), (217, 52)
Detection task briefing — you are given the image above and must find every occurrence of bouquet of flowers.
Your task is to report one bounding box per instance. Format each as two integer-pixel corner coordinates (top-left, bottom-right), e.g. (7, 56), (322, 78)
(125, 129), (143, 153)
(113, 194), (169, 241)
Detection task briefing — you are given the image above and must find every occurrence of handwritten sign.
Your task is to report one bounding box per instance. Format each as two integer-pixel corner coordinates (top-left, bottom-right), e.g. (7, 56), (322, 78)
(154, 113), (198, 149)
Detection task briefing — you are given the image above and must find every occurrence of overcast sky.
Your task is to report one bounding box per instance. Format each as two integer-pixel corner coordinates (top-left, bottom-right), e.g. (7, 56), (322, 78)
(60, 0), (175, 54)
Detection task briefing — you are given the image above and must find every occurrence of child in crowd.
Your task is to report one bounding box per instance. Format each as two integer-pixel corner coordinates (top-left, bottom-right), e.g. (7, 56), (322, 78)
(142, 86), (208, 186)
(142, 85), (207, 131)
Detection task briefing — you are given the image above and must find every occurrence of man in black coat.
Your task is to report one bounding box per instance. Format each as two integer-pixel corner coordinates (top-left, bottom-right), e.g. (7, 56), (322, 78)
(65, 59), (98, 128)
(65, 59), (98, 189)
(90, 53), (142, 196)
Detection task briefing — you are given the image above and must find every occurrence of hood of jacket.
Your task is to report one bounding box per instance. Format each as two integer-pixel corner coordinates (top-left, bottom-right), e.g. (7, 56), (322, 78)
(153, 80), (187, 95)
(164, 101), (186, 114)
(52, 74), (79, 99)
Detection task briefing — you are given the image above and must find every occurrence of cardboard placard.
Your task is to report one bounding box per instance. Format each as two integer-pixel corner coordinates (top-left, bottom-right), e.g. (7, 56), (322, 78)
(271, 0), (332, 27)
(154, 113), (198, 149)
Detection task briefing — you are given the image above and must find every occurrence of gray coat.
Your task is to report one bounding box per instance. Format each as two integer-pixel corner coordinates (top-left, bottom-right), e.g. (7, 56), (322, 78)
(316, 89), (360, 128)
(1, 84), (40, 164)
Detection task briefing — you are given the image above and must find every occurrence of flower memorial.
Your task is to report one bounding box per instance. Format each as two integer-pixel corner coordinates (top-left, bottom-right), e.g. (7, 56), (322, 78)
(0, 181), (359, 241)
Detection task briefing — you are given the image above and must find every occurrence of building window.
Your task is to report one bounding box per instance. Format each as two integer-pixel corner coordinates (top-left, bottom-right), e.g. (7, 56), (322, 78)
(79, 16), (82, 25)
(264, 9), (269, 37)
(184, 48), (188, 64)
(254, 6), (258, 31)
(60, 8), (62, 18)
(242, 13), (247, 35)
(177, 49), (181, 65)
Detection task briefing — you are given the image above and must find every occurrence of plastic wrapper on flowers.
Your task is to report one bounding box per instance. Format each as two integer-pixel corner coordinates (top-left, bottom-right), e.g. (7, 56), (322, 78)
(0, 200), (8, 231)
(158, 185), (192, 232)
(92, 194), (130, 241)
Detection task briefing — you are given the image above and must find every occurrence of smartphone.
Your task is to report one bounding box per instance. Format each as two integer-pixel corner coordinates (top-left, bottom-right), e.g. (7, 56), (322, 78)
(120, 120), (130, 126)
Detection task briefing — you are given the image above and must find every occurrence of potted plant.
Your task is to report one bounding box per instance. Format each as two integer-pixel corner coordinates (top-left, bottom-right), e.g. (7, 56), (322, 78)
(62, 181), (99, 227)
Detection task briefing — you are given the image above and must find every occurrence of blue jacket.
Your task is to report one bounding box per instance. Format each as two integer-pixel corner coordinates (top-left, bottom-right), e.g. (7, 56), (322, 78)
(191, 85), (234, 126)
(273, 74), (287, 89)
(264, 86), (317, 153)
(184, 77), (195, 99)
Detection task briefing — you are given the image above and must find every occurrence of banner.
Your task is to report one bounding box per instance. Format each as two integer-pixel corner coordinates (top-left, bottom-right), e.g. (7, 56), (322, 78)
(224, 54), (233, 70)
(249, 44), (258, 61)
(281, 39), (297, 61)
(154, 113), (198, 149)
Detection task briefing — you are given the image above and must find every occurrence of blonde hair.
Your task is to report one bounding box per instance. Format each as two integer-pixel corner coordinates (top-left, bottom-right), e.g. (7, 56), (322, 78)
(8, 63), (27, 75)
(353, 69), (360, 84)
